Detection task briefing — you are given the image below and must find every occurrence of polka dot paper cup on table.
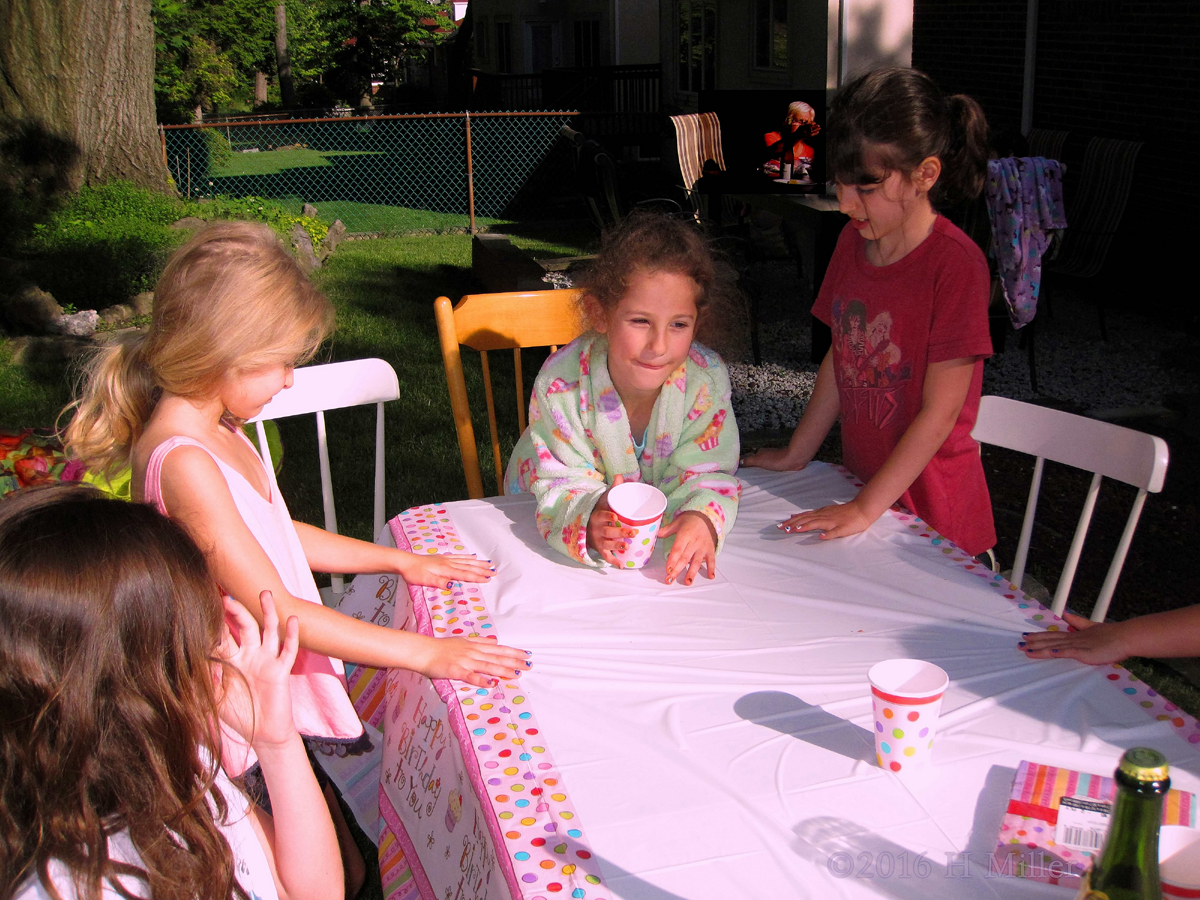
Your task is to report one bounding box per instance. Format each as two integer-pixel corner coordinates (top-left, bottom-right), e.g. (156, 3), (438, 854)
(1161, 825), (1200, 898)
(868, 658), (949, 775)
(606, 482), (667, 569)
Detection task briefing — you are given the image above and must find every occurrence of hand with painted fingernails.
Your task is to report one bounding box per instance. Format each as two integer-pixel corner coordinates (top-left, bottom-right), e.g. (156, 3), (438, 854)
(587, 475), (638, 566)
(661, 510), (717, 586)
(778, 498), (875, 541)
(1019, 613), (1134, 665)
(396, 550), (496, 589)
(414, 635), (532, 688)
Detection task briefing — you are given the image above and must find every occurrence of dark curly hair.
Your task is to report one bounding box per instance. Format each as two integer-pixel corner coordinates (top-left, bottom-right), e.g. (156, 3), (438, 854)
(828, 66), (989, 210)
(0, 485), (245, 900)
(575, 209), (741, 354)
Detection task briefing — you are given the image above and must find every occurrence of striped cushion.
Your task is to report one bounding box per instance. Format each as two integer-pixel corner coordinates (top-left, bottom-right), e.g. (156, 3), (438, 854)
(669, 112), (726, 192)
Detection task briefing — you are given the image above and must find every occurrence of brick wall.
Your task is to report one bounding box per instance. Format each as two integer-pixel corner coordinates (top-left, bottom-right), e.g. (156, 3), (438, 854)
(913, 0), (1197, 318)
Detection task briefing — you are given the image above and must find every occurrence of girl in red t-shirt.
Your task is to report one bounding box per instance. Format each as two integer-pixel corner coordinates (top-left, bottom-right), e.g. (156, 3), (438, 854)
(744, 67), (996, 557)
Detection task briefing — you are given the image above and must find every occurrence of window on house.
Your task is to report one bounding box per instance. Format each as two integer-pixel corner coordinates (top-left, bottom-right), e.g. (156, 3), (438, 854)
(754, 0), (787, 69)
(677, 0), (716, 93)
(528, 23), (554, 72)
(476, 16), (489, 59)
(574, 19), (599, 68)
(496, 20), (512, 73)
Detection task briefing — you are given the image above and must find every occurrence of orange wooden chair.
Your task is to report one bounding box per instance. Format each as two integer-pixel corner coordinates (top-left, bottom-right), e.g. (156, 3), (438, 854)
(434, 289), (585, 499)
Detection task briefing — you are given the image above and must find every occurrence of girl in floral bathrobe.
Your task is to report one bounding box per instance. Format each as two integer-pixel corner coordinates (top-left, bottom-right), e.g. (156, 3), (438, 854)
(506, 210), (741, 586)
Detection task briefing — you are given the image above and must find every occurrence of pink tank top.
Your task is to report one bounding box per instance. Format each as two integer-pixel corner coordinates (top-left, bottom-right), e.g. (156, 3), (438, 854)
(145, 434), (363, 774)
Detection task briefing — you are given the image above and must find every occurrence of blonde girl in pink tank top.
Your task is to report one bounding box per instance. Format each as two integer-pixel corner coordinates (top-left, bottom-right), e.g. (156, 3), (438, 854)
(65, 223), (529, 896)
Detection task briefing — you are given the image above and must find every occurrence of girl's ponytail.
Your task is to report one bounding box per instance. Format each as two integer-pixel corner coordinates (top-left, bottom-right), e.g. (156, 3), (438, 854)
(64, 331), (159, 475)
(930, 93), (990, 210)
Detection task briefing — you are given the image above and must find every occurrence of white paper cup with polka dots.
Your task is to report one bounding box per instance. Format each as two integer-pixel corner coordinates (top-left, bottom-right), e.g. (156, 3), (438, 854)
(868, 658), (949, 776)
(606, 482), (667, 569)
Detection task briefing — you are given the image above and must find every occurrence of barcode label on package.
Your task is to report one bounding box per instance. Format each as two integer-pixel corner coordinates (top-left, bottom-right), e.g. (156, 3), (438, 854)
(1056, 796), (1113, 853)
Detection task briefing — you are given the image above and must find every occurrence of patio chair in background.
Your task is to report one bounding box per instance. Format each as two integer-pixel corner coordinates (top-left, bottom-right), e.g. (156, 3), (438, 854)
(1026, 128), (1070, 163)
(249, 357), (400, 602)
(669, 112), (726, 220)
(435, 290), (585, 499)
(1044, 136), (1144, 340)
(972, 395), (1168, 622)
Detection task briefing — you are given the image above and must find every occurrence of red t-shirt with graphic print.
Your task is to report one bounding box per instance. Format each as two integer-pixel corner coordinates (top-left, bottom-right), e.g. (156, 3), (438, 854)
(811, 215), (996, 556)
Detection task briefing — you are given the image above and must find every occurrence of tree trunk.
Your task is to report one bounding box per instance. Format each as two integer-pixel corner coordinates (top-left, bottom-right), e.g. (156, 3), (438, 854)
(275, 3), (294, 107)
(0, 0), (169, 192)
(255, 70), (269, 107)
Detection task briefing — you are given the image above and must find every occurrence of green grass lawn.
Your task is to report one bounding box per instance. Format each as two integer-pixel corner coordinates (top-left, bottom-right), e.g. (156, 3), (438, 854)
(279, 198), (509, 236)
(214, 148), (383, 177)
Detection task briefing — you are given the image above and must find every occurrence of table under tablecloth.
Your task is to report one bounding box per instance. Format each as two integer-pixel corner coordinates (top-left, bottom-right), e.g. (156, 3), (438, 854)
(334, 462), (1200, 900)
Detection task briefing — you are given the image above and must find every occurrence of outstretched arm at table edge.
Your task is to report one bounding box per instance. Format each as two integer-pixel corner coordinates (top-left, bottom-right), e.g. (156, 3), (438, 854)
(291, 520), (495, 588)
(741, 349), (839, 471)
(1022, 607), (1200, 665)
(159, 447), (527, 685)
(782, 356), (977, 539)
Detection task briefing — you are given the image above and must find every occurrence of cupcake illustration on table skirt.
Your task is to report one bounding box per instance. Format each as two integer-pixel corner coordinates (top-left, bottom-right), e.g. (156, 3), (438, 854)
(444, 788), (463, 832)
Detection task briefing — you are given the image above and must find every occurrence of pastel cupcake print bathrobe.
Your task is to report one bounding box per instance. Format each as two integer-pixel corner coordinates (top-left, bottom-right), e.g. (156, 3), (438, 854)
(505, 332), (741, 566)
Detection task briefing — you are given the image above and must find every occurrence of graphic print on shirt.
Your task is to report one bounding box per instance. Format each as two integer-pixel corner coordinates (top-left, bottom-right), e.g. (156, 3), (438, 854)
(832, 297), (913, 428)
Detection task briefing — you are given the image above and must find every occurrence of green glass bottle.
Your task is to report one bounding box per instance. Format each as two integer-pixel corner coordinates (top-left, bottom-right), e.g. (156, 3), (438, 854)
(1076, 747), (1169, 900)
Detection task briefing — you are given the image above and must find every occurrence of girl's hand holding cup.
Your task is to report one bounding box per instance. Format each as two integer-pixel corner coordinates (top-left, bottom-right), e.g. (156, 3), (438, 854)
(217, 590), (301, 751)
(587, 475), (638, 565)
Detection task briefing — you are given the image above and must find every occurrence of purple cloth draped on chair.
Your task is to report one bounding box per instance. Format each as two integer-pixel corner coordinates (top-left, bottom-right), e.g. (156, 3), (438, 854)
(985, 157), (1068, 329)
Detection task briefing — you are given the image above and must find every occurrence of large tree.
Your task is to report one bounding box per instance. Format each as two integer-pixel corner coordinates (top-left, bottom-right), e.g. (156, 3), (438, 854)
(0, 0), (169, 192)
(153, 0), (275, 122)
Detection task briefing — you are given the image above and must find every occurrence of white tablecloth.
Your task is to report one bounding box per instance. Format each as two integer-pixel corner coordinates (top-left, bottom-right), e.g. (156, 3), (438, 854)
(408, 463), (1200, 900)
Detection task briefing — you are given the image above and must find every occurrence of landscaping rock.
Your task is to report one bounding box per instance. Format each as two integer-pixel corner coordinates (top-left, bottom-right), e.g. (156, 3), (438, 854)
(48, 309), (99, 337)
(98, 304), (135, 326)
(290, 223), (321, 273)
(301, 203), (319, 218)
(318, 219), (347, 261)
(3, 284), (62, 332)
(131, 291), (155, 316)
(170, 217), (206, 231)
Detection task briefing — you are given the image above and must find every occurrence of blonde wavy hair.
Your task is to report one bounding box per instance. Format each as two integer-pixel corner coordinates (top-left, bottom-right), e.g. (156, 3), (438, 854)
(65, 222), (334, 474)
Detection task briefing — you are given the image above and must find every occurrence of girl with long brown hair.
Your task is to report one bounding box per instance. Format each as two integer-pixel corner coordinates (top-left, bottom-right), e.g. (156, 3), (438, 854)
(1, 485), (341, 900)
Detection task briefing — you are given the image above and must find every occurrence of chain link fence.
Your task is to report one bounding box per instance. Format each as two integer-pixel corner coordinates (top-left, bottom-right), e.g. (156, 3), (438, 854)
(161, 111), (578, 236)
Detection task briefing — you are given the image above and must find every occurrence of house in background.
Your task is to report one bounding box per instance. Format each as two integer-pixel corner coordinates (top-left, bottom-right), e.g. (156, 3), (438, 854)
(659, 0), (913, 110)
(468, 0), (659, 76)
(466, 0), (913, 100)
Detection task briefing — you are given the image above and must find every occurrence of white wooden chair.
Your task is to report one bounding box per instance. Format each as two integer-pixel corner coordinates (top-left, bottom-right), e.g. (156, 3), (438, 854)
(248, 357), (400, 601)
(972, 396), (1169, 622)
